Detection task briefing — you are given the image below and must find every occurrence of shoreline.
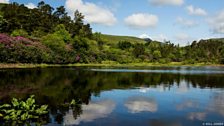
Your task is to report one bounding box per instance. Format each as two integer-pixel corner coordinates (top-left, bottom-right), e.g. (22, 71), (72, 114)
(0, 62), (224, 68)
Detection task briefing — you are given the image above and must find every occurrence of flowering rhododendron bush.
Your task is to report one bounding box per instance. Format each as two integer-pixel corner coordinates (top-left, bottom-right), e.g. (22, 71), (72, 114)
(0, 34), (77, 63)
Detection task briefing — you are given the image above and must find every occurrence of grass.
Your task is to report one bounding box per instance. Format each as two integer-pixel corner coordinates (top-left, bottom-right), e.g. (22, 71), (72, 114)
(0, 62), (223, 68)
(100, 34), (146, 44)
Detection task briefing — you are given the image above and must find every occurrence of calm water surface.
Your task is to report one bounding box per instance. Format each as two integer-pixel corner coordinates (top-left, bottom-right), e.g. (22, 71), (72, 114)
(0, 66), (224, 126)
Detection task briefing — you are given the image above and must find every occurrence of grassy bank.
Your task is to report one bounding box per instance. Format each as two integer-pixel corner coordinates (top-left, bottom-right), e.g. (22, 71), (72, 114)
(0, 62), (223, 68)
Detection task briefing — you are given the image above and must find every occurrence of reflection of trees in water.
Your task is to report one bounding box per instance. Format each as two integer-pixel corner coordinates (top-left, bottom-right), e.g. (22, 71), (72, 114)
(0, 68), (224, 123)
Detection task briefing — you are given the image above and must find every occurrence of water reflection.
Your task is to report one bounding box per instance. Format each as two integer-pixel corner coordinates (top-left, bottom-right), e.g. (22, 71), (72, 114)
(176, 100), (199, 110)
(0, 67), (224, 125)
(208, 92), (224, 116)
(64, 99), (115, 125)
(187, 112), (207, 121)
(125, 96), (157, 113)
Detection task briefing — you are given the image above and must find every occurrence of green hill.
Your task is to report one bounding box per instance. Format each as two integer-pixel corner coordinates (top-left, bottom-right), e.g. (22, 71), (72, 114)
(210, 38), (224, 42)
(0, 3), (6, 10)
(100, 34), (147, 44)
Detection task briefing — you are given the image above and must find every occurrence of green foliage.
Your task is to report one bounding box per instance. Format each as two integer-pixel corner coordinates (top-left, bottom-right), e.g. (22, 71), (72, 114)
(0, 15), (7, 31)
(70, 99), (81, 107)
(0, 95), (48, 125)
(118, 41), (132, 50)
(0, 1), (92, 37)
(41, 33), (65, 51)
(31, 29), (45, 38)
(133, 43), (145, 57)
(153, 50), (162, 60)
(11, 29), (28, 37)
(53, 24), (71, 43)
(73, 37), (89, 51)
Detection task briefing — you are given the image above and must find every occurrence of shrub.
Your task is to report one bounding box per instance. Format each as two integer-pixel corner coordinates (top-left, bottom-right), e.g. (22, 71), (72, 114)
(31, 30), (46, 38)
(11, 29), (29, 37)
(73, 37), (89, 51)
(41, 34), (65, 52)
(0, 33), (13, 45)
(118, 41), (132, 50)
(153, 50), (162, 60)
(133, 43), (145, 57)
(14, 36), (32, 45)
(54, 24), (71, 43)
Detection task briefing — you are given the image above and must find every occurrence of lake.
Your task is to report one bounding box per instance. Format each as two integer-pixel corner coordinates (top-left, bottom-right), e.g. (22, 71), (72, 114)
(0, 66), (224, 126)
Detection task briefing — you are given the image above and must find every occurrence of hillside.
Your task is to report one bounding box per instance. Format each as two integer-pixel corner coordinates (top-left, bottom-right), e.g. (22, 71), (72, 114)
(0, 3), (6, 10)
(209, 38), (224, 42)
(101, 34), (147, 44)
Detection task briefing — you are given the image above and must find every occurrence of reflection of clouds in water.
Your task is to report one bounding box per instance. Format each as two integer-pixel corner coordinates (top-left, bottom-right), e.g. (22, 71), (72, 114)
(208, 92), (224, 116)
(176, 82), (189, 94)
(139, 87), (150, 93)
(125, 96), (157, 113)
(139, 85), (165, 93)
(187, 112), (206, 121)
(63, 99), (115, 125)
(176, 100), (198, 110)
(176, 99), (207, 121)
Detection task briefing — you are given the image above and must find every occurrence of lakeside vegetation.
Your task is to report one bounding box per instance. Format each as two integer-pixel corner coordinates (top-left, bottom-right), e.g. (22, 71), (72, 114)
(1, 1), (224, 66)
(1, 62), (223, 69)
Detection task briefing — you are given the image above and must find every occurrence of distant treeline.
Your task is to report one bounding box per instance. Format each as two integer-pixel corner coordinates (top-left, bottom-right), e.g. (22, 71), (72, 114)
(0, 1), (224, 64)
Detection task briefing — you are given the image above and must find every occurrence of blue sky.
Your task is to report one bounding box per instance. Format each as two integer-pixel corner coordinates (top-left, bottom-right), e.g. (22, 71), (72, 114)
(1, 0), (224, 45)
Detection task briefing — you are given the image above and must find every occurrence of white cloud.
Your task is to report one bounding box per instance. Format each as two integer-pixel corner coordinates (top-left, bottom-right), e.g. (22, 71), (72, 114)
(65, 0), (117, 26)
(139, 34), (150, 39)
(125, 96), (157, 113)
(124, 13), (158, 29)
(0, 0), (9, 3)
(25, 3), (36, 9)
(208, 10), (224, 34)
(175, 17), (197, 27)
(186, 5), (207, 16)
(139, 34), (168, 42)
(63, 99), (116, 125)
(150, 0), (184, 6)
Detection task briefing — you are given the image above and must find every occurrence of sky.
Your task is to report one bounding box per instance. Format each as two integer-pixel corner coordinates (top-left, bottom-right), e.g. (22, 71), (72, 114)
(0, 0), (224, 45)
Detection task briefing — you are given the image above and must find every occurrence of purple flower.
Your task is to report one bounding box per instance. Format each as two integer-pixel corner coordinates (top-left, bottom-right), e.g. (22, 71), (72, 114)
(76, 55), (80, 61)
(14, 36), (32, 44)
(0, 34), (13, 45)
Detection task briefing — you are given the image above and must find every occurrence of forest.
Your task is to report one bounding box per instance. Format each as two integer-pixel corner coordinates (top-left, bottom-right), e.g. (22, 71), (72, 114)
(1, 1), (224, 64)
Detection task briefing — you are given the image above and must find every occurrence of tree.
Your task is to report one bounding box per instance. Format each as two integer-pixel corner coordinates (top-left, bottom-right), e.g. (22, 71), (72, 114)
(153, 50), (162, 60)
(53, 24), (71, 43)
(133, 44), (145, 57)
(53, 6), (67, 19)
(72, 10), (84, 37)
(41, 33), (65, 52)
(73, 37), (89, 51)
(118, 41), (132, 50)
(0, 15), (7, 32)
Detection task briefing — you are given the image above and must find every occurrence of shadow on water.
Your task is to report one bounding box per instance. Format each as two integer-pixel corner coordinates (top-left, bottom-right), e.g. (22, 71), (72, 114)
(0, 67), (224, 125)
